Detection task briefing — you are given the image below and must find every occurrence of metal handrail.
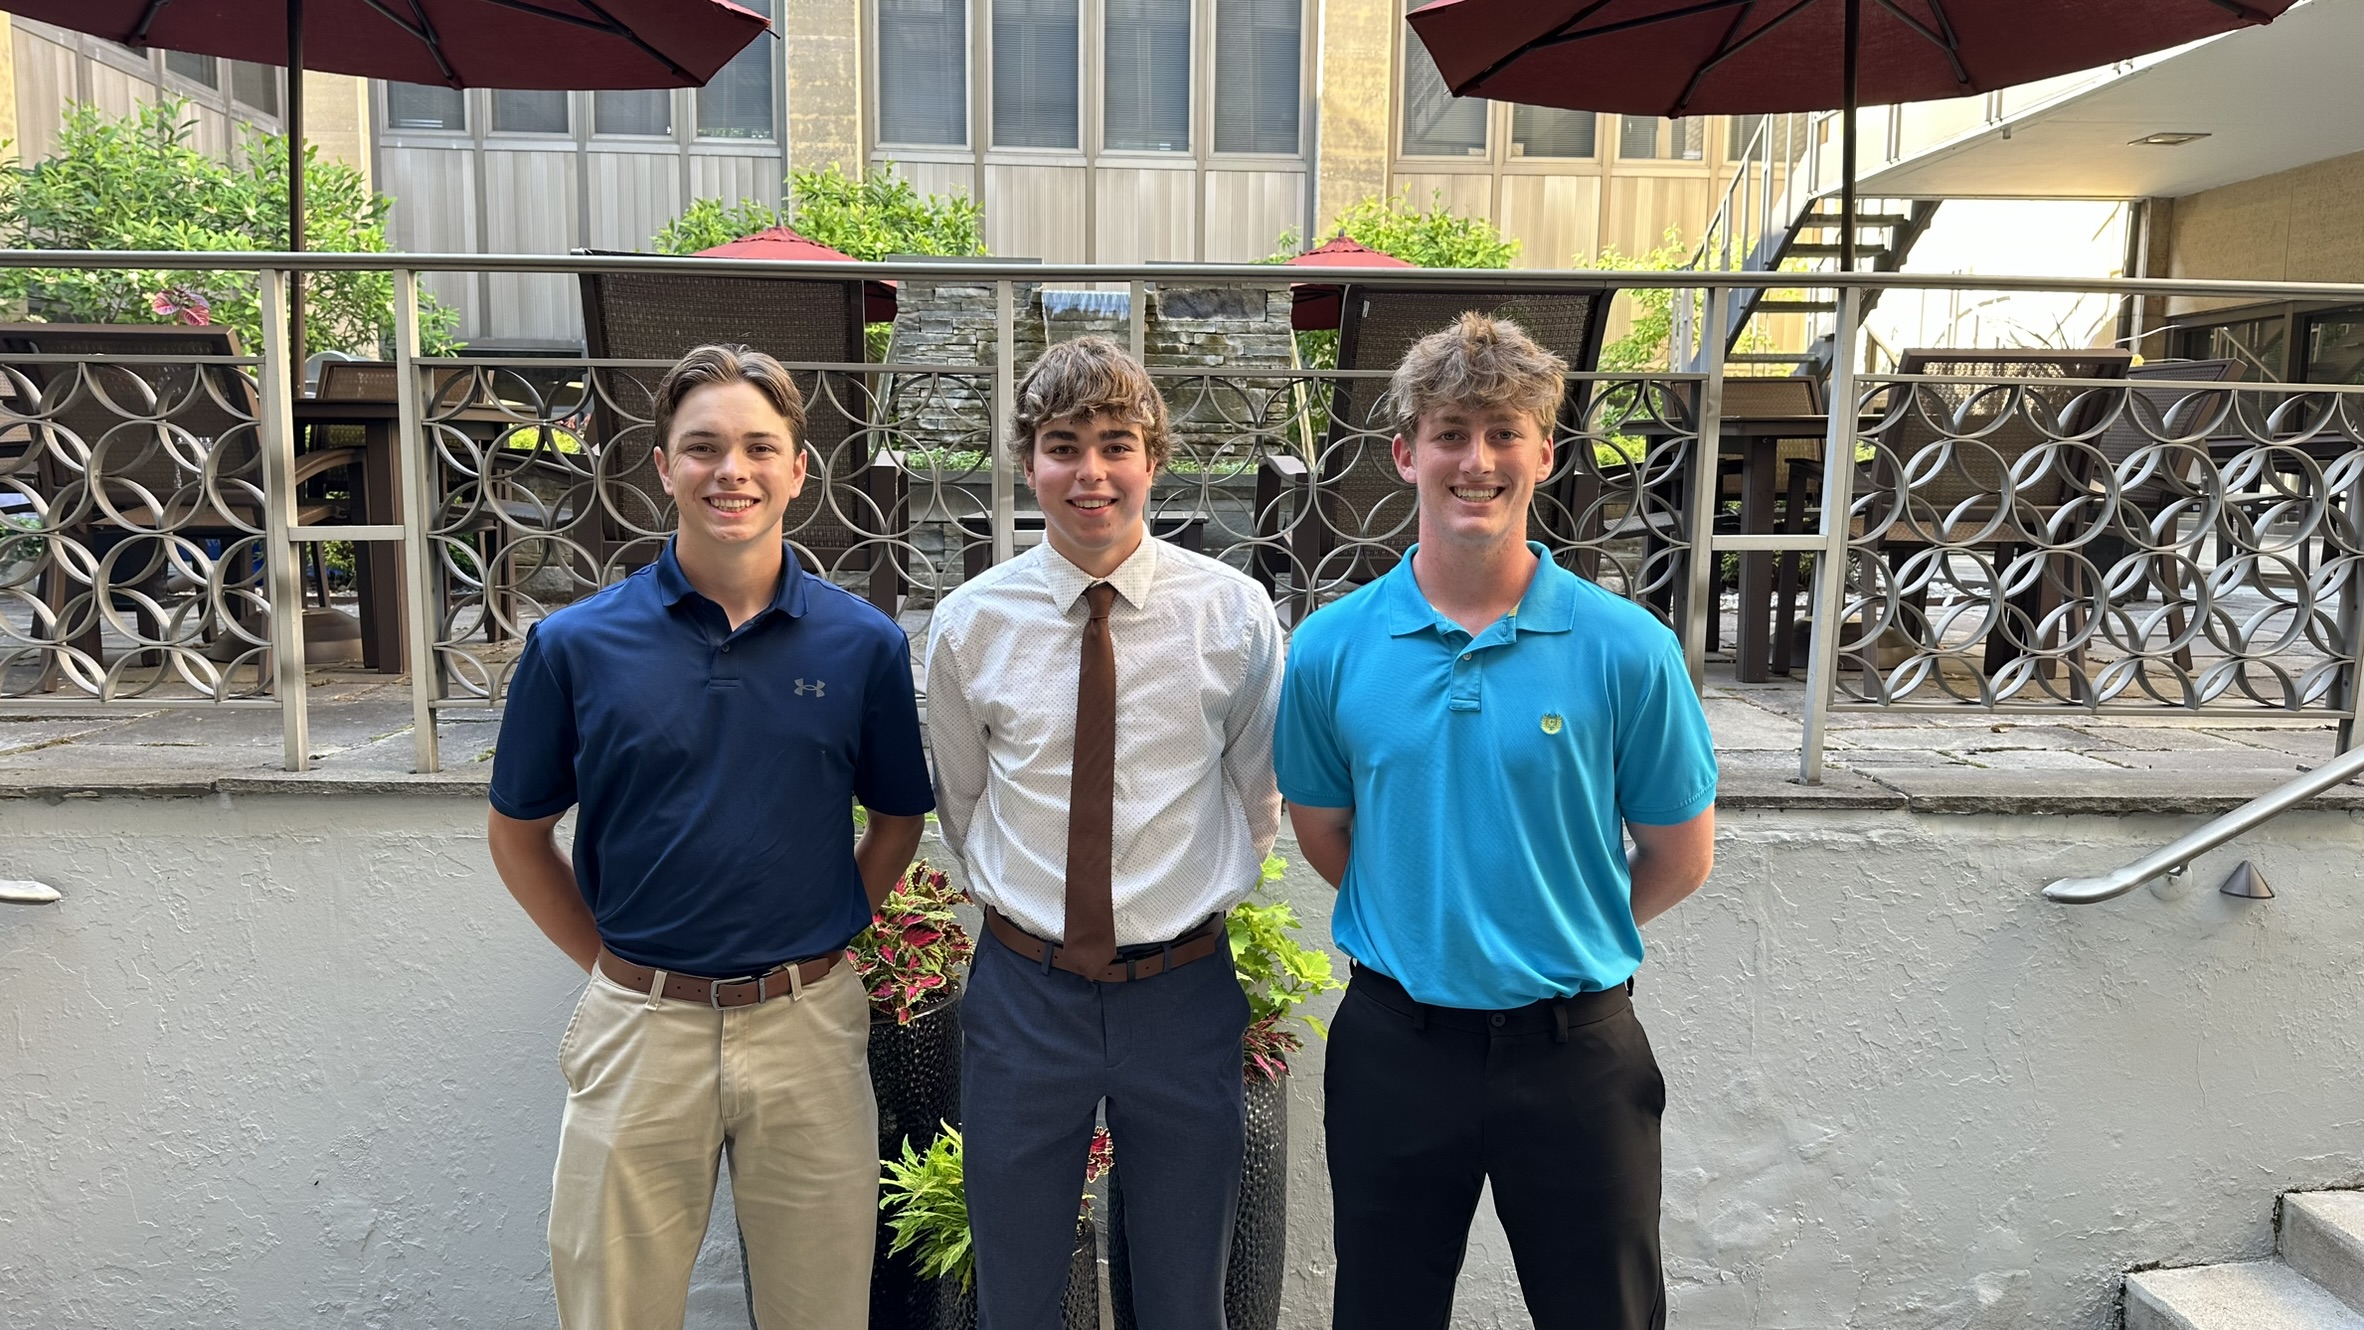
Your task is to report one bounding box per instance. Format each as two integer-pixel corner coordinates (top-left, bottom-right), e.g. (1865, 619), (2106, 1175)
(2042, 743), (2364, 904)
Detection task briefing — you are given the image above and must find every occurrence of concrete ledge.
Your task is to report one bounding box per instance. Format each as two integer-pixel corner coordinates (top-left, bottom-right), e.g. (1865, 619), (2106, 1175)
(2127, 1261), (2364, 1330)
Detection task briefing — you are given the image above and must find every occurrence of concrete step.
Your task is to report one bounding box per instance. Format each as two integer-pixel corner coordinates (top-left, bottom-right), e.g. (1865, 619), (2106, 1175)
(2127, 1261), (2364, 1330)
(2286, 1191), (2364, 1317)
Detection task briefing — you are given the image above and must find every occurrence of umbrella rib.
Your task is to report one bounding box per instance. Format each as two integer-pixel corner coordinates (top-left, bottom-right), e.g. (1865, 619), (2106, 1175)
(384, 0), (463, 84)
(529, 0), (703, 82)
(129, 0), (173, 45)
(1528, 0), (1763, 54)
(1674, 0), (1822, 112)
(469, 0), (628, 35)
(1872, 0), (1970, 85)
(1672, 1), (1756, 113)
(1454, 0), (1616, 96)
(2204, 0), (2271, 18)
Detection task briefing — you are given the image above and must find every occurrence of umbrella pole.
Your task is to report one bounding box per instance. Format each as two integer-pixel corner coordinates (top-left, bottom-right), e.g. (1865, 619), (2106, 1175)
(1840, 0), (1858, 274)
(286, 0), (306, 382)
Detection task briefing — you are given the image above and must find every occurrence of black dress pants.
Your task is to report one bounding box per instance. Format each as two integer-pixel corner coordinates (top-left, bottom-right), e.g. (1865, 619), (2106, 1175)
(1325, 965), (1667, 1330)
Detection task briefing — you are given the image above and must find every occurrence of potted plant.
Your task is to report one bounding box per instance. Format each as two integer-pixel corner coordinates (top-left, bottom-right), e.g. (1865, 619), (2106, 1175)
(853, 858), (975, 1329)
(1109, 856), (1342, 1330)
(879, 1123), (1111, 1330)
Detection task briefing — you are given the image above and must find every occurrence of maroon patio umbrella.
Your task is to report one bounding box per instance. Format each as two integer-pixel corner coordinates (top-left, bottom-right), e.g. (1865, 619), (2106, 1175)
(1407, 0), (2294, 269)
(0, 0), (771, 361)
(696, 225), (901, 323)
(1285, 236), (1414, 332)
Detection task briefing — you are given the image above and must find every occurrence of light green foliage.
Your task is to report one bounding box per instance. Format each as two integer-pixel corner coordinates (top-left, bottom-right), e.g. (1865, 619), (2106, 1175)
(879, 1127), (974, 1290)
(0, 99), (458, 357)
(1590, 228), (1694, 373)
(653, 162), (985, 264)
(1229, 856), (1344, 1079)
(1269, 193), (1520, 376)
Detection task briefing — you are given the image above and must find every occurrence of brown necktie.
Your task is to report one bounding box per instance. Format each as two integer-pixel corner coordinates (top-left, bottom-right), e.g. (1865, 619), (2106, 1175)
(1063, 581), (1119, 976)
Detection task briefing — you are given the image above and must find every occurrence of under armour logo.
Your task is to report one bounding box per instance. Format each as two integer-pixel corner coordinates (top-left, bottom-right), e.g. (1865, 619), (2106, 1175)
(794, 678), (826, 698)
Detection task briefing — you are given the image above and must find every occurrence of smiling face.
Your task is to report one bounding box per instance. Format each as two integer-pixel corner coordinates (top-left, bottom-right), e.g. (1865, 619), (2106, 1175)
(1392, 403), (1552, 558)
(1025, 410), (1157, 578)
(652, 379), (807, 555)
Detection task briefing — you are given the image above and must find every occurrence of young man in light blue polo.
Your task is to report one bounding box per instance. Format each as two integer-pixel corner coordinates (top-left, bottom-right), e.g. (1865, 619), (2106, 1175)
(1276, 311), (1717, 1330)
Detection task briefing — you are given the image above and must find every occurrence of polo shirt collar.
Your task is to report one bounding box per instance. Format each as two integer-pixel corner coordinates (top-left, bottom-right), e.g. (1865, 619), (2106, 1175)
(1039, 532), (1159, 613)
(1384, 541), (1575, 637)
(653, 537), (809, 619)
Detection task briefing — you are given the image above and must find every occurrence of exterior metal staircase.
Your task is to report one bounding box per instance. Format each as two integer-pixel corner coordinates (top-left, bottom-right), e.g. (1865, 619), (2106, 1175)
(2127, 1191), (2364, 1329)
(1679, 115), (1942, 373)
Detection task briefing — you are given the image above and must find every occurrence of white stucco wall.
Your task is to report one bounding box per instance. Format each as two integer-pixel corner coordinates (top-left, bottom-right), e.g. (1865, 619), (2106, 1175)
(2, 791), (2360, 1329)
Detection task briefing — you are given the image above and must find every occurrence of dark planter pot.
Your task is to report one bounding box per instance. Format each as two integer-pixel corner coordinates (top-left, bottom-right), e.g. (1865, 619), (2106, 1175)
(1106, 1070), (1289, 1330)
(931, 1215), (1102, 1330)
(738, 989), (965, 1330)
(872, 990), (967, 1330)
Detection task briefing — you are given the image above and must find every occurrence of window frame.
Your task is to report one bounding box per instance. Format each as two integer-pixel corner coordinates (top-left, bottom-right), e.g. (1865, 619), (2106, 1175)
(988, 0), (1087, 153)
(695, 0), (780, 141)
(592, 88), (678, 139)
(1206, 0), (1305, 159)
(487, 88), (573, 138)
(874, 0), (978, 150)
(381, 80), (471, 135)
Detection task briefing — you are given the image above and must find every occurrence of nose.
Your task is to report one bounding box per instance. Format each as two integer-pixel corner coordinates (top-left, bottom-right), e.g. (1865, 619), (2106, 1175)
(1075, 447), (1108, 482)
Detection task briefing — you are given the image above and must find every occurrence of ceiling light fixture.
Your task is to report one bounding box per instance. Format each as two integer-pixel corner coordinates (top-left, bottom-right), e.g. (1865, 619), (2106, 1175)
(2131, 131), (2212, 147)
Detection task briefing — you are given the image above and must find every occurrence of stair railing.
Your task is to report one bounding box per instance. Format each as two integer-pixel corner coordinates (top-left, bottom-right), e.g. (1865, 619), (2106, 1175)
(2042, 743), (2364, 904)
(1679, 114), (1815, 370)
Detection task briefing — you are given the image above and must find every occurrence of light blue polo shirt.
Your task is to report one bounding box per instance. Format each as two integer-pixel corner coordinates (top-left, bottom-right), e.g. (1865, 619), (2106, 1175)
(1275, 543), (1717, 1009)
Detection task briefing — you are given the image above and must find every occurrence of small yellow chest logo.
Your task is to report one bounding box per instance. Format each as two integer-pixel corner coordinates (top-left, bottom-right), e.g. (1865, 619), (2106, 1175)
(1540, 713), (1564, 735)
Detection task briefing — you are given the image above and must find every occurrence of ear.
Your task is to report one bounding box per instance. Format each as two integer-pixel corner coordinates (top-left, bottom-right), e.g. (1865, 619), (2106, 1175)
(1391, 432), (1417, 484)
(652, 441), (675, 496)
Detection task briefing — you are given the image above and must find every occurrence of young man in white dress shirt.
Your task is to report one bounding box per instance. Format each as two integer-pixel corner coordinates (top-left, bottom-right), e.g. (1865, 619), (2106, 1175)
(926, 336), (1285, 1330)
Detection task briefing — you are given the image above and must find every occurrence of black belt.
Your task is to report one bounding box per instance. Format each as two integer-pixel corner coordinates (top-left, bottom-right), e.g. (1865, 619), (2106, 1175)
(1349, 961), (1632, 1043)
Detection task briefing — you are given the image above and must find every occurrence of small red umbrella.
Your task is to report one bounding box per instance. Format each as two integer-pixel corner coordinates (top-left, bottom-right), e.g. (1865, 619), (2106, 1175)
(1284, 236), (1415, 332)
(695, 225), (900, 324)
(1406, 0), (2294, 268)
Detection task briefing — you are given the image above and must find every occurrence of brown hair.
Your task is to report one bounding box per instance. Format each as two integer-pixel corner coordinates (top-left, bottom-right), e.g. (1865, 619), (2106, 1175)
(651, 344), (807, 452)
(1008, 336), (1173, 469)
(1384, 311), (1568, 442)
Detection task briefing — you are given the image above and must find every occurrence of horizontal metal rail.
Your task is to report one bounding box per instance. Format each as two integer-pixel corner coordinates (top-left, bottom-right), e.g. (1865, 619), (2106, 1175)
(6, 248), (2364, 303)
(2042, 742), (2364, 903)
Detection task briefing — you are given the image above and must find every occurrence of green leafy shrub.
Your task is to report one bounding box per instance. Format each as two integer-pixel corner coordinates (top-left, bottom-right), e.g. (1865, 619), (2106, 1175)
(0, 99), (458, 357)
(1269, 193), (1519, 375)
(879, 1122), (1112, 1291)
(1228, 855), (1342, 1081)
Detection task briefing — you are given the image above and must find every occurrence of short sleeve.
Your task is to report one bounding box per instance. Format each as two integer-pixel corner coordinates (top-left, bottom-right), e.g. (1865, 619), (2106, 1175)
(1274, 636), (1354, 809)
(1613, 637), (1719, 826)
(489, 626), (581, 821)
(853, 628), (936, 818)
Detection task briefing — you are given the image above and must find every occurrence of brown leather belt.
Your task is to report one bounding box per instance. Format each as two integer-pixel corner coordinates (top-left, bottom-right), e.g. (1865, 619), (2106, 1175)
(984, 906), (1224, 983)
(596, 946), (845, 1008)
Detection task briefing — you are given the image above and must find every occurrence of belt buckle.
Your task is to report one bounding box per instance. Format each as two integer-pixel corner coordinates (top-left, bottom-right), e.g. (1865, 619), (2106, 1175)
(708, 972), (761, 1008)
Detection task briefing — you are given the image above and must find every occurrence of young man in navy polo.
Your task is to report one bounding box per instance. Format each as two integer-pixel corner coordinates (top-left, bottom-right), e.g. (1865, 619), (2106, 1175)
(486, 344), (932, 1330)
(1276, 313), (1717, 1330)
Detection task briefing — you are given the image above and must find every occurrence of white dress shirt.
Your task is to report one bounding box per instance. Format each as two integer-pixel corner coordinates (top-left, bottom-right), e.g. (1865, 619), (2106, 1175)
(926, 535), (1285, 944)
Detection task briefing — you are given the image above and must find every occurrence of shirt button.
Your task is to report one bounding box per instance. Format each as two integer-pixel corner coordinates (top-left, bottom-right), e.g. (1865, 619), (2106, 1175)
(1489, 1013), (1506, 1027)
(721, 645), (731, 653)
(1461, 653), (1472, 661)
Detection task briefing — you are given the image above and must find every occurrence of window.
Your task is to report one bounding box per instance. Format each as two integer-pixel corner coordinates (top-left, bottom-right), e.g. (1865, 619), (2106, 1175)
(1728, 111), (1807, 161)
(1728, 113), (1765, 159)
(2176, 314), (2288, 382)
(387, 82), (466, 132)
(1214, 0), (1299, 154)
(1617, 115), (1703, 160)
(993, 0), (1079, 149)
(880, 0), (967, 145)
(230, 61), (279, 115)
(1104, 0), (1190, 151)
(492, 90), (569, 134)
(698, 0), (774, 138)
(1400, 0), (1483, 157)
(164, 50), (218, 89)
(596, 90), (672, 137)
(2304, 309), (2364, 384)
(1512, 105), (1595, 158)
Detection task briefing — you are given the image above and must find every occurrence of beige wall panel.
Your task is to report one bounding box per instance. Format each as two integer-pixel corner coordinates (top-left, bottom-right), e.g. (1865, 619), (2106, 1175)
(883, 159), (979, 207)
(2163, 156), (2310, 318)
(382, 148), (480, 333)
(2276, 155), (2364, 287)
(687, 153), (773, 208)
(1500, 174), (1601, 269)
(0, 17), (19, 155)
(1203, 170), (1305, 262)
(1092, 166), (1196, 265)
(1391, 171), (1492, 222)
(299, 72), (372, 182)
(1601, 174), (1711, 260)
(785, 0), (860, 173)
(187, 104), (231, 161)
(483, 151), (579, 342)
(587, 152), (684, 252)
(1316, 0), (1394, 231)
(90, 63), (156, 122)
(984, 163), (1087, 262)
(13, 32), (73, 162)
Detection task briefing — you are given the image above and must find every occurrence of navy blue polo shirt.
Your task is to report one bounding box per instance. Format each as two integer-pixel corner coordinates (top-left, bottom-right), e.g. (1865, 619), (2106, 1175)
(1275, 544), (1717, 1009)
(489, 539), (933, 976)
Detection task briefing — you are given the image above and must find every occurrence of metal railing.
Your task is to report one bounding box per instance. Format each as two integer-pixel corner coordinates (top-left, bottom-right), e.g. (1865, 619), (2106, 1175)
(6, 252), (2364, 783)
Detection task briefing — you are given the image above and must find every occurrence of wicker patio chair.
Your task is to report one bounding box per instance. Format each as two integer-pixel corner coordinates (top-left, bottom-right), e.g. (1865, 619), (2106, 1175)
(575, 261), (905, 614)
(1254, 285), (1612, 618)
(0, 323), (361, 684)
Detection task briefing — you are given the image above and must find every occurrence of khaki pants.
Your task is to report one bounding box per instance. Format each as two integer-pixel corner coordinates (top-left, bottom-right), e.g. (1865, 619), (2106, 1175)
(550, 958), (877, 1330)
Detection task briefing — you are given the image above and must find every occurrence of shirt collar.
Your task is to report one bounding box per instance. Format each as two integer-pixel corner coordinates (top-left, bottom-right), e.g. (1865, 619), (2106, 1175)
(1384, 542), (1574, 637)
(1038, 532), (1160, 614)
(654, 537), (809, 619)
